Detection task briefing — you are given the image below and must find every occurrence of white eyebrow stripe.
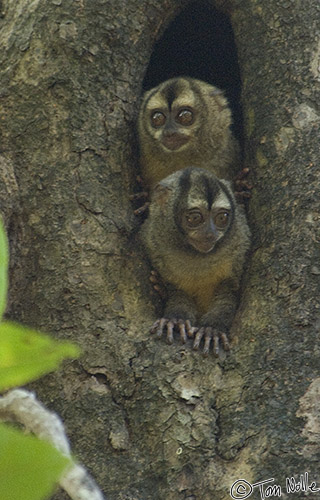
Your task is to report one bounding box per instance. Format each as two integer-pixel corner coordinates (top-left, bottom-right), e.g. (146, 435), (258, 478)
(186, 192), (231, 210)
(186, 196), (208, 209)
(147, 94), (168, 110)
(212, 192), (231, 209)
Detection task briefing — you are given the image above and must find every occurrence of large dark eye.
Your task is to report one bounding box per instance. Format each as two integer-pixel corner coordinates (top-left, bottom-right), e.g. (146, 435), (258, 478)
(214, 210), (230, 229)
(185, 210), (204, 227)
(176, 109), (194, 126)
(151, 111), (166, 128)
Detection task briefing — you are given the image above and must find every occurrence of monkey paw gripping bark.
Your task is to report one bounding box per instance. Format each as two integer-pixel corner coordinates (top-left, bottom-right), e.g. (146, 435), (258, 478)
(234, 167), (253, 201)
(140, 167), (251, 357)
(150, 318), (196, 345)
(193, 326), (230, 357)
(150, 318), (230, 357)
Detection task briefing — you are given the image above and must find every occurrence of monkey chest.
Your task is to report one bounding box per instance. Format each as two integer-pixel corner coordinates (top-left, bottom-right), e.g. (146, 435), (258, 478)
(169, 257), (233, 314)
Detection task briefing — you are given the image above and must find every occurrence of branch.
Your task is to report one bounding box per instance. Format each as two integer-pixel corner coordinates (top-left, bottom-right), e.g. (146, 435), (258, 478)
(0, 389), (106, 500)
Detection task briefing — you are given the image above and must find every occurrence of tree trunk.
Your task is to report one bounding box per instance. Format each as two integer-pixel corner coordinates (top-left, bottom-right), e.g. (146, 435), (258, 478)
(0, 0), (319, 499)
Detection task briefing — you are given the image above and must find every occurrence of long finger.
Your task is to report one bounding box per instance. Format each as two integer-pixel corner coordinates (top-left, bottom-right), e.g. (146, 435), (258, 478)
(156, 318), (168, 338)
(220, 332), (230, 351)
(193, 327), (205, 350)
(185, 320), (197, 338)
(203, 327), (212, 357)
(134, 202), (150, 215)
(150, 319), (161, 334)
(213, 330), (219, 357)
(166, 320), (175, 344)
(178, 320), (187, 344)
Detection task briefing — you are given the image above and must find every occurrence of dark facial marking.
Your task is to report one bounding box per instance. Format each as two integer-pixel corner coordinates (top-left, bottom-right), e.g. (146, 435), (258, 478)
(177, 167), (193, 198)
(199, 173), (219, 210)
(173, 167), (193, 235)
(162, 80), (181, 111)
(173, 169), (236, 253)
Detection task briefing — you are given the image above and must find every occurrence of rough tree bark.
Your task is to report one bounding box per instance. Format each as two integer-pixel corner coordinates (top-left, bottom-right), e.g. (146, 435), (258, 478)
(0, 0), (319, 499)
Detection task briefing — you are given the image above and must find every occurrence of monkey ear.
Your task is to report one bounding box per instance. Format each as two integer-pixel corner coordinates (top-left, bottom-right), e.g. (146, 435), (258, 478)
(209, 88), (229, 112)
(151, 183), (173, 209)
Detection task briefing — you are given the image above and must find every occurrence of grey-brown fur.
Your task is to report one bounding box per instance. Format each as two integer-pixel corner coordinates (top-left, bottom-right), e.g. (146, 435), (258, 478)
(140, 167), (250, 354)
(138, 77), (240, 189)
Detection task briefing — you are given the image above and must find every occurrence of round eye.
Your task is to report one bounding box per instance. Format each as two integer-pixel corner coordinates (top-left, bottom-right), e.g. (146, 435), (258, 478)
(185, 211), (204, 227)
(214, 211), (230, 229)
(176, 109), (194, 126)
(151, 111), (166, 128)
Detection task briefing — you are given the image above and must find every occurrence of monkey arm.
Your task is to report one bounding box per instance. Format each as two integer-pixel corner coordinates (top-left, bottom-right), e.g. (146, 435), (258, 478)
(164, 286), (198, 322)
(193, 279), (239, 356)
(200, 279), (238, 331)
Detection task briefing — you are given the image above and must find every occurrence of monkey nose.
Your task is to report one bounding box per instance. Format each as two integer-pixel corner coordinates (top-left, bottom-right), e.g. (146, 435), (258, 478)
(209, 221), (219, 238)
(163, 129), (176, 137)
(197, 238), (216, 253)
(204, 234), (216, 246)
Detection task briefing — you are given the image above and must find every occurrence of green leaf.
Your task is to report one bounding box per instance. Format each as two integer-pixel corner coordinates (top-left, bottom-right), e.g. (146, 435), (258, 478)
(0, 218), (8, 321)
(0, 322), (80, 390)
(0, 423), (70, 500)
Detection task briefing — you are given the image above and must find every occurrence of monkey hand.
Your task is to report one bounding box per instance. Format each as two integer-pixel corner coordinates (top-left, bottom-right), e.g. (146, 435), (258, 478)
(193, 326), (230, 357)
(150, 318), (197, 345)
(130, 191), (150, 215)
(130, 175), (150, 215)
(234, 167), (252, 201)
(149, 269), (167, 301)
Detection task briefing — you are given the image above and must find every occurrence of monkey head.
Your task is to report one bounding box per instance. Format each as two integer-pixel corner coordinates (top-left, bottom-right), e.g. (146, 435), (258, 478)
(138, 77), (232, 156)
(149, 167), (236, 255)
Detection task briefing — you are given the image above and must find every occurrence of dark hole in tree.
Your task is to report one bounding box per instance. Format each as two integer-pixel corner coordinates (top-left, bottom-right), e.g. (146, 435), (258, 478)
(143, 1), (243, 142)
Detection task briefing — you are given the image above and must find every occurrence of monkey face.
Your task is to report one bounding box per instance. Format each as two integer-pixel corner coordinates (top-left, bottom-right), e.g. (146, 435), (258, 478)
(181, 203), (231, 253)
(152, 167), (235, 254)
(146, 92), (197, 152)
(148, 104), (195, 152)
(139, 77), (231, 152)
(138, 78), (235, 188)
(172, 168), (234, 253)
(140, 78), (221, 154)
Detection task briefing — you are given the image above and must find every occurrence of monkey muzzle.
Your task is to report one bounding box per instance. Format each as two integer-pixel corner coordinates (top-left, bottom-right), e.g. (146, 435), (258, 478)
(187, 222), (219, 253)
(161, 132), (189, 151)
(188, 235), (217, 254)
